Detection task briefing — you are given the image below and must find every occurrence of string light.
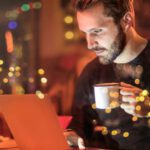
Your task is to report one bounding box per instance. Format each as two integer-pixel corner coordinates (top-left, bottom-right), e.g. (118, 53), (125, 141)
(38, 68), (45, 75)
(40, 77), (47, 84)
(141, 90), (149, 97)
(21, 4), (30, 12)
(139, 96), (145, 102)
(135, 78), (140, 85)
(5, 1), (42, 19)
(15, 66), (21, 71)
(0, 60), (4, 65)
(132, 116), (138, 122)
(147, 112), (150, 117)
(8, 72), (14, 77)
(136, 96), (140, 102)
(8, 21), (18, 30)
(111, 130), (118, 136)
(3, 78), (9, 83)
(5, 31), (14, 53)
(105, 108), (112, 114)
(64, 16), (73, 24)
(135, 105), (141, 111)
(101, 127), (108, 135)
(9, 67), (15, 72)
(91, 103), (96, 109)
(123, 132), (129, 138)
(65, 31), (74, 40)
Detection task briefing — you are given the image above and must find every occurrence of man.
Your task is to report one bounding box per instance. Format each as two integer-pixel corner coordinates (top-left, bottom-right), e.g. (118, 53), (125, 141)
(65, 0), (150, 149)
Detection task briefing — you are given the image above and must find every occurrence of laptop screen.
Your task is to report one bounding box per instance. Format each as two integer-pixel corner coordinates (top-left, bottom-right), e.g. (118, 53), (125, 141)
(0, 94), (69, 150)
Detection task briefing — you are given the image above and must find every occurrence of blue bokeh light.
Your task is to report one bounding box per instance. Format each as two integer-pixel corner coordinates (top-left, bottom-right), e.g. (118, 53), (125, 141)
(8, 21), (18, 29)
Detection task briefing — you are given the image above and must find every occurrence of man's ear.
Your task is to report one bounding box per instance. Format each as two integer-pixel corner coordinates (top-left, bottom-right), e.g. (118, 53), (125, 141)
(120, 12), (133, 32)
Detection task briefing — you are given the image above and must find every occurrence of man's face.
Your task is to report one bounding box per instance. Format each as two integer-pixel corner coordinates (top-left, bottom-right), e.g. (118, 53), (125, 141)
(77, 3), (126, 64)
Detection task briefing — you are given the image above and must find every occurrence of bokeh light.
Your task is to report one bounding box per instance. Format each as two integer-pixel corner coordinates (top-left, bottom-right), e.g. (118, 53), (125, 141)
(64, 16), (73, 24)
(65, 31), (74, 40)
(21, 4), (30, 12)
(0, 60), (4, 65)
(38, 68), (45, 75)
(123, 132), (129, 138)
(40, 77), (48, 84)
(8, 21), (18, 30)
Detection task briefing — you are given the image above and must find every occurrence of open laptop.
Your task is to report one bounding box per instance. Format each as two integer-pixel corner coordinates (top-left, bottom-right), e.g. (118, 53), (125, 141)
(0, 94), (69, 150)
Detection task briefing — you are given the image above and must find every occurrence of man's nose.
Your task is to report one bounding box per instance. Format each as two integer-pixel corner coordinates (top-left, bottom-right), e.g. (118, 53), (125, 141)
(86, 34), (96, 50)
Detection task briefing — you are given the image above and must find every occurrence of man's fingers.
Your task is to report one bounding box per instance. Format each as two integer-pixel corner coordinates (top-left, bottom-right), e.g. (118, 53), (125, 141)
(121, 95), (136, 103)
(120, 82), (134, 88)
(120, 82), (142, 94)
(120, 103), (135, 110)
(64, 130), (85, 148)
(120, 90), (135, 96)
(120, 103), (135, 115)
(120, 87), (141, 94)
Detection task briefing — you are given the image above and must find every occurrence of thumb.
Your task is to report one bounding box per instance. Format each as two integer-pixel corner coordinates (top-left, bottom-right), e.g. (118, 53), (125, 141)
(78, 137), (85, 149)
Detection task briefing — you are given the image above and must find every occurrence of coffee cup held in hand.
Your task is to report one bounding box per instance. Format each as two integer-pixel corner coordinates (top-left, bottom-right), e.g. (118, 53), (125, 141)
(94, 83), (120, 109)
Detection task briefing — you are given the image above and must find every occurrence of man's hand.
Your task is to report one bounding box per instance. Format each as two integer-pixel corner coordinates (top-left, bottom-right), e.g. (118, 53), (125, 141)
(120, 82), (150, 117)
(64, 129), (85, 149)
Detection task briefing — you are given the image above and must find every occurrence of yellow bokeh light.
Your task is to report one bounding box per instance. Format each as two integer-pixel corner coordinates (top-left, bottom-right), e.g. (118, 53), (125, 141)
(65, 31), (74, 40)
(139, 96), (145, 102)
(8, 72), (13, 77)
(141, 90), (149, 97)
(91, 103), (96, 109)
(9, 66), (15, 72)
(15, 66), (21, 71)
(135, 105), (141, 111)
(3, 78), (9, 83)
(147, 112), (150, 117)
(64, 16), (73, 24)
(38, 68), (45, 75)
(111, 130), (118, 136)
(41, 77), (47, 84)
(0, 60), (4, 65)
(132, 116), (138, 122)
(105, 108), (112, 114)
(136, 96), (140, 102)
(123, 132), (129, 138)
(109, 91), (119, 98)
(134, 79), (140, 85)
(110, 101), (119, 108)
(101, 127), (108, 135)
(102, 130), (108, 135)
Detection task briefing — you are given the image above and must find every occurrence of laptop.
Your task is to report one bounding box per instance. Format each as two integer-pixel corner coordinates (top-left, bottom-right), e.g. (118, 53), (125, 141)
(0, 94), (69, 150)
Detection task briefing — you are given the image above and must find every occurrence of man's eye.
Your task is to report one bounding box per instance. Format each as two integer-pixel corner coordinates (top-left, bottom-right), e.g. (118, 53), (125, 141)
(93, 29), (102, 33)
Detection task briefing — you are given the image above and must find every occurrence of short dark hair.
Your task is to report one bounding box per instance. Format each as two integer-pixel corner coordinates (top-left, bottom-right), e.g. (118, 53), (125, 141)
(73, 0), (134, 23)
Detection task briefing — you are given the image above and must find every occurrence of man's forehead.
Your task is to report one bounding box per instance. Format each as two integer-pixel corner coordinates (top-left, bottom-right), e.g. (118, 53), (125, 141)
(77, 8), (113, 32)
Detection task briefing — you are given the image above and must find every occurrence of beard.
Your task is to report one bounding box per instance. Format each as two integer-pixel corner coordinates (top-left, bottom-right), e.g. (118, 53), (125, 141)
(98, 26), (126, 65)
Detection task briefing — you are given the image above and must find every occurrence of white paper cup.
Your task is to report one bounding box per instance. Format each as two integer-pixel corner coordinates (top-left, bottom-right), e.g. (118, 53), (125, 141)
(94, 83), (120, 109)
